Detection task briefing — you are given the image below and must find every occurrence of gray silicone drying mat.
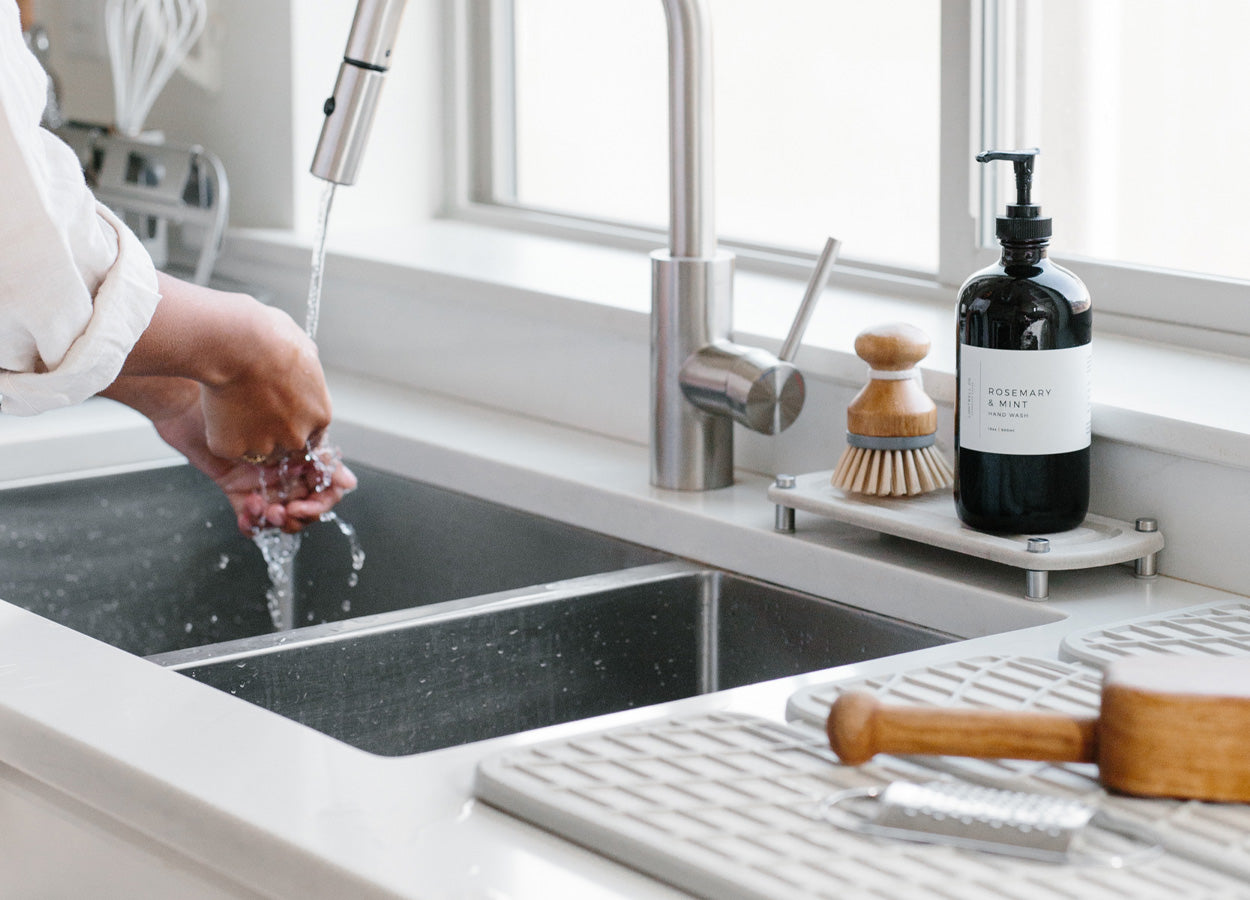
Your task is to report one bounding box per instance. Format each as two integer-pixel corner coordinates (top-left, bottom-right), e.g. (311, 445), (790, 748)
(475, 709), (1250, 899)
(786, 654), (1250, 883)
(1060, 600), (1250, 667)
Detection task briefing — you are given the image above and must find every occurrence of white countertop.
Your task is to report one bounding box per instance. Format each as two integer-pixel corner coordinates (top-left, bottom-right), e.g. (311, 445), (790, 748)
(0, 373), (1241, 899)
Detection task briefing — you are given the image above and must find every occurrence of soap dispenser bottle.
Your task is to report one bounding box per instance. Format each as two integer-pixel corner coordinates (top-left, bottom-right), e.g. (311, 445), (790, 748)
(955, 149), (1092, 533)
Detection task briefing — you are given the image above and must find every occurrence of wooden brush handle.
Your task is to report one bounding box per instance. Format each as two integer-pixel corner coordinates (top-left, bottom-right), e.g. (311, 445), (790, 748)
(854, 323), (930, 371)
(827, 692), (1099, 766)
(847, 324), (937, 438)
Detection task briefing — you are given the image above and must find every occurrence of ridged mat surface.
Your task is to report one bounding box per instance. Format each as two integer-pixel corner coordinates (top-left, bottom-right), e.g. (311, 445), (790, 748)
(476, 601), (1250, 898)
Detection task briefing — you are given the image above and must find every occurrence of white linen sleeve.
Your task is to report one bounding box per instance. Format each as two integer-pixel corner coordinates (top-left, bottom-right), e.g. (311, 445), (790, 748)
(0, 4), (161, 416)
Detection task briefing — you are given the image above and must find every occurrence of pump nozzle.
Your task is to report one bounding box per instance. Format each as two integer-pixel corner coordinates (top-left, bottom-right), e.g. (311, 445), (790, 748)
(977, 148), (1039, 205)
(977, 148), (1051, 243)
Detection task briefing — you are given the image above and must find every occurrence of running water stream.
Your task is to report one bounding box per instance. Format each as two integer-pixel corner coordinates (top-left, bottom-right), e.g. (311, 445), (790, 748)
(251, 181), (364, 630)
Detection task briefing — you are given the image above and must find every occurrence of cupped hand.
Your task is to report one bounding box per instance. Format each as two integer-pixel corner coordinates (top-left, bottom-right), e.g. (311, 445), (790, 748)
(239, 445), (359, 534)
(197, 444), (358, 535)
(104, 375), (356, 534)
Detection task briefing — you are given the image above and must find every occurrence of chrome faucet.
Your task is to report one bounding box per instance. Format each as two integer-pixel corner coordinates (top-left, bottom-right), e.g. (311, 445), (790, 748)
(653, 0), (837, 490)
(311, 0), (408, 186)
(313, 0), (837, 491)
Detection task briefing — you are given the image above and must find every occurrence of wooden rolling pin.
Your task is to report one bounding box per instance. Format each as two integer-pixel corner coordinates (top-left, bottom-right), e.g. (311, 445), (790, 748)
(827, 655), (1250, 802)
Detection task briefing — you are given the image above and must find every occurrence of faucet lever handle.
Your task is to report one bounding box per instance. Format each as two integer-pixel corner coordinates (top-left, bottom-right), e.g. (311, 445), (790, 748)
(779, 236), (841, 363)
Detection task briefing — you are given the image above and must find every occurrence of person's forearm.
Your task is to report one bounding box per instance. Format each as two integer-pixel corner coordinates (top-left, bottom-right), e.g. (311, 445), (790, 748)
(120, 273), (278, 387)
(99, 374), (233, 480)
(97, 373), (199, 422)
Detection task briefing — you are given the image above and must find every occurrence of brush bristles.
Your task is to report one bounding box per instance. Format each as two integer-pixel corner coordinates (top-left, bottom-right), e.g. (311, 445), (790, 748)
(831, 444), (954, 497)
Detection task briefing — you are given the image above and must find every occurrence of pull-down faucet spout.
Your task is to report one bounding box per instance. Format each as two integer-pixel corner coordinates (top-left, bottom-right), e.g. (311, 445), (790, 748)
(311, 0), (408, 186)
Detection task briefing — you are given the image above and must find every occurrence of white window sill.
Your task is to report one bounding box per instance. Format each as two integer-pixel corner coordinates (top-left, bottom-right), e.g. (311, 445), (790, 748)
(224, 219), (1250, 473)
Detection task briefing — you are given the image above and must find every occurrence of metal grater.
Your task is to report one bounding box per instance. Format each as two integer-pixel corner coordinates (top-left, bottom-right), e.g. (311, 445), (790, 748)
(822, 780), (1161, 866)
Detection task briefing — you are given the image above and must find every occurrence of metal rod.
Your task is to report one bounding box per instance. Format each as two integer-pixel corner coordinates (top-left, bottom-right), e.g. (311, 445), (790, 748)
(774, 505), (795, 533)
(772, 476), (797, 532)
(779, 237), (841, 362)
(1025, 537), (1050, 600)
(1134, 517), (1159, 578)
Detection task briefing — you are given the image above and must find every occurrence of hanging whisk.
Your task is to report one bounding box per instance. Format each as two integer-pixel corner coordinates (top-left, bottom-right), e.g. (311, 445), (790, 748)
(105, 0), (208, 136)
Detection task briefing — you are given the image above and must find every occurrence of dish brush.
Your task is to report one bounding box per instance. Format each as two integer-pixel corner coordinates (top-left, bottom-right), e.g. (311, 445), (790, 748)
(831, 323), (953, 497)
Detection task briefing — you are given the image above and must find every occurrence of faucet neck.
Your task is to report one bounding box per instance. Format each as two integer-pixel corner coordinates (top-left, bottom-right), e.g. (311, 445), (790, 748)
(662, 0), (716, 260)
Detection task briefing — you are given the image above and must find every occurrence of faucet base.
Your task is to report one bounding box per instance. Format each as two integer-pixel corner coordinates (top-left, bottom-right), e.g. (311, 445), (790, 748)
(650, 250), (736, 490)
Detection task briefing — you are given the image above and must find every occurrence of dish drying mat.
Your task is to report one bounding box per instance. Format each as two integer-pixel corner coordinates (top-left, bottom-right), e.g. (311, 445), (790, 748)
(475, 709), (1250, 899)
(1060, 600), (1250, 667)
(786, 654), (1250, 883)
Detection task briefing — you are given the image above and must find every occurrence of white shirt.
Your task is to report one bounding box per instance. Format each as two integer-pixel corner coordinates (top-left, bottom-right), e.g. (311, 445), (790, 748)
(0, 3), (160, 415)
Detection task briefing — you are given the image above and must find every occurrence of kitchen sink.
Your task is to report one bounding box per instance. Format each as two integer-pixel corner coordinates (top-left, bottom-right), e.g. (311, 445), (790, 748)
(152, 562), (953, 756)
(3, 458), (953, 757)
(0, 461), (666, 657)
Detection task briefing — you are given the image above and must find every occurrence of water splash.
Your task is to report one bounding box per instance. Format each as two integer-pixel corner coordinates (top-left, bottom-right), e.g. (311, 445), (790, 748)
(252, 527), (301, 631)
(249, 441), (351, 630)
(247, 180), (360, 629)
(321, 509), (366, 614)
(320, 510), (366, 578)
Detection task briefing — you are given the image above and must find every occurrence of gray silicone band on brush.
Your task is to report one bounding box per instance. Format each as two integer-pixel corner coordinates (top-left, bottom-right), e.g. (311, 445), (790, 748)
(846, 432), (936, 451)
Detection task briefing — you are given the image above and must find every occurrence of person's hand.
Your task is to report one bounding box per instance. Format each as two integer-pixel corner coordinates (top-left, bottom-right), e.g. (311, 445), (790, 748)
(200, 303), (333, 463)
(118, 275), (334, 465)
(236, 443), (359, 534)
(102, 274), (356, 532)
(101, 375), (357, 533)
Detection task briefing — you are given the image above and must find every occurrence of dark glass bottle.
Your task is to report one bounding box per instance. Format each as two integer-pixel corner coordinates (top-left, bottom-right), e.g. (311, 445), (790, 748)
(955, 150), (1092, 534)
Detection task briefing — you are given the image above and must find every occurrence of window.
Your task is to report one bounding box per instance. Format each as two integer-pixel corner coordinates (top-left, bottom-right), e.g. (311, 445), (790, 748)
(991, 0), (1250, 284)
(455, 0), (1250, 347)
(980, 0), (1250, 342)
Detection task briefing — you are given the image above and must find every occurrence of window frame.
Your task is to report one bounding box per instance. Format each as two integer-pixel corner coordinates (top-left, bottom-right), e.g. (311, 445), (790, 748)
(446, 0), (1250, 354)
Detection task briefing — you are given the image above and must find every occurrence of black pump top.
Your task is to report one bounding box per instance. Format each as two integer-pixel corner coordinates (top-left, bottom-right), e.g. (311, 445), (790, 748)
(977, 148), (1053, 243)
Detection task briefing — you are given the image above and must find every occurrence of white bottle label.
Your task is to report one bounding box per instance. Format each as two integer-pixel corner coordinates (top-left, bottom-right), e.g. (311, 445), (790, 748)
(959, 344), (1092, 455)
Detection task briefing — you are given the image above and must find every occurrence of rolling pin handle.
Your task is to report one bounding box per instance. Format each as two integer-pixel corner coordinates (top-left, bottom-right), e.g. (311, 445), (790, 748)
(827, 690), (1100, 766)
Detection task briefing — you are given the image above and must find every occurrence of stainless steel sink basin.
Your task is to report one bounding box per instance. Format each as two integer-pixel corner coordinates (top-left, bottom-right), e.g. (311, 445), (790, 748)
(152, 563), (953, 756)
(0, 461), (666, 657)
(4, 459), (953, 757)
